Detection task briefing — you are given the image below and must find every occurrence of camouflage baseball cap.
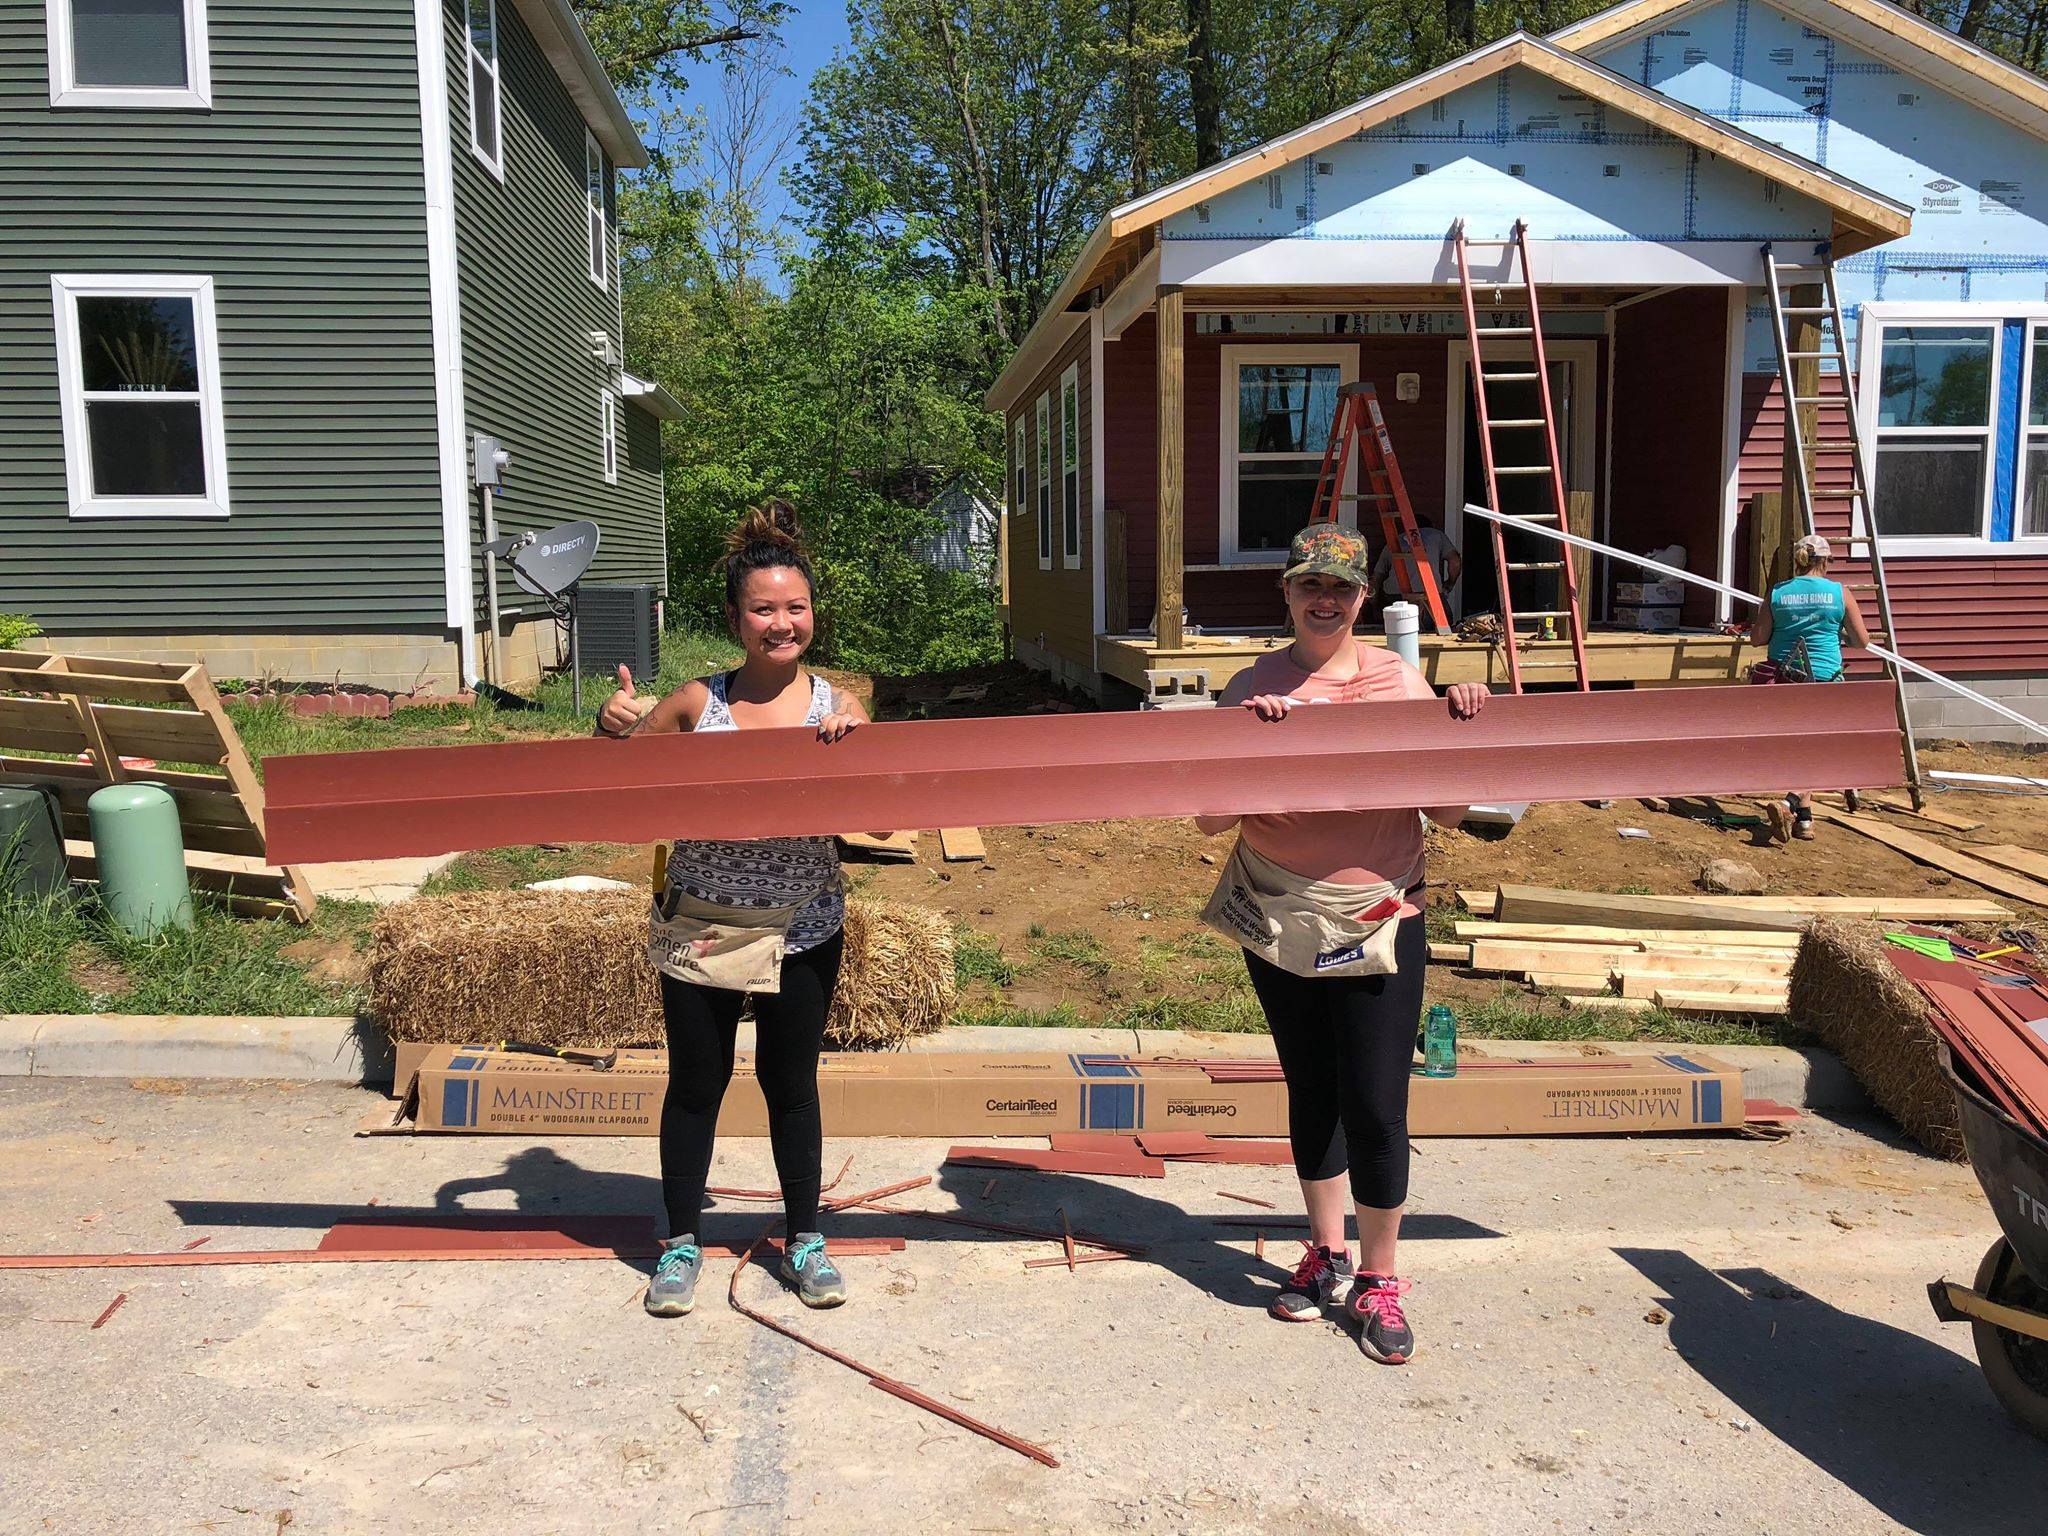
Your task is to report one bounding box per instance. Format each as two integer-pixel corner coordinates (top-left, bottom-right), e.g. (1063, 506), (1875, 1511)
(1282, 523), (1370, 586)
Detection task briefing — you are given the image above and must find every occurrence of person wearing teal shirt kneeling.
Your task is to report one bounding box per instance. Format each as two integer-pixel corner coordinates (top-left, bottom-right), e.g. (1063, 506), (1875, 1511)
(1749, 534), (1871, 843)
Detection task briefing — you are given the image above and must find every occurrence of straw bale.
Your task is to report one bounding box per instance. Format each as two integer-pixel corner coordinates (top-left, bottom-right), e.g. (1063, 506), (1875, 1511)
(369, 889), (953, 1052)
(1787, 918), (1962, 1158)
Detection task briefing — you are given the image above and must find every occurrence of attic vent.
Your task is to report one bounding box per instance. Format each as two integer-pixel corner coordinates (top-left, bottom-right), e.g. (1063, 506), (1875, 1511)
(1315, 161), (1332, 175)
(1430, 99), (1448, 123)
(1266, 174), (1284, 209)
(1603, 164), (1620, 178)
(1412, 162), (1429, 176)
(1195, 202), (1210, 223)
(1294, 205), (1308, 219)
(1898, 92), (1919, 107)
(1763, 180), (1782, 205)
(1509, 163), (1526, 177)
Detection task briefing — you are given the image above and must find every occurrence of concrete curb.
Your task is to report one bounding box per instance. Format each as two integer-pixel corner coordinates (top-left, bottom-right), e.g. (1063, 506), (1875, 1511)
(0, 1014), (1872, 1112)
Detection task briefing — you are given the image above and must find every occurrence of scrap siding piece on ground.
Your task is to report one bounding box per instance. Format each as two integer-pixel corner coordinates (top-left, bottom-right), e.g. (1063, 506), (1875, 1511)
(262, 682), (1904, 863)
(0, 650), (313, 920)
(1885, 945), (2048, 1136)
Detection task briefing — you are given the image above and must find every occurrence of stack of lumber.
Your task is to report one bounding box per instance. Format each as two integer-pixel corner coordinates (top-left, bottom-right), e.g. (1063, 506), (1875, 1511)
(1442, 886), (2018, 1019)
(1885, 941), (2048, 1138)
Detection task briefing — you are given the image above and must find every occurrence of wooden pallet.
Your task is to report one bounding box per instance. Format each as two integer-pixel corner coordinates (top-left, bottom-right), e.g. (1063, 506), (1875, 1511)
(0, 649), (313, 921)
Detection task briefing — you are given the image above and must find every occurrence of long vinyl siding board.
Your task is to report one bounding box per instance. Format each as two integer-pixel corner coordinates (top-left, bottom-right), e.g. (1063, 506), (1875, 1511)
(446, 0), (664, 618)
(0, 0), (448, 634)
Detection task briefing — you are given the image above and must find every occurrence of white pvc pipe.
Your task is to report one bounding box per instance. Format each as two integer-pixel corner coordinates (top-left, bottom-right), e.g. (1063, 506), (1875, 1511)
(1461, 503), (2048, 746)
(1930, 768), (2048, 792)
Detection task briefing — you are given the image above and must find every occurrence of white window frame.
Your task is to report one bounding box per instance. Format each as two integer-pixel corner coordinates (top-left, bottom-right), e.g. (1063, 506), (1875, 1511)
(46, 0), (211, 109)
(585, 131), (608, 290)
(1218, 344), (1357, 567)
(1854, 302), (2048, 558)
(1035, 391), (1053, 570)
(600, 388), (619, 484)
(2016, 318), (2048, 542)
(465, 0), (504, 181)
(1059, 363), (1081, 568)
(52, 273), (230, 520)
(1011, 416), (1028, 538)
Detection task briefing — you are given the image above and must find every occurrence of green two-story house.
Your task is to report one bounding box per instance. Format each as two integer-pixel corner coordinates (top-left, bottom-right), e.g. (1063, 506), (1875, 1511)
(0, 0), (675, 692)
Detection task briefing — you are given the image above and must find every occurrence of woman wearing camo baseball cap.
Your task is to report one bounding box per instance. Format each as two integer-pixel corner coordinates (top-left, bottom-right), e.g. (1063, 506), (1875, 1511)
(1194, 521), (1488, 1365)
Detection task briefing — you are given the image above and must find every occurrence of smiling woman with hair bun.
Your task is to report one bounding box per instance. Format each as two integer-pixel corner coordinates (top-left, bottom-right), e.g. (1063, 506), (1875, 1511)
(592, 497), (870, 1321)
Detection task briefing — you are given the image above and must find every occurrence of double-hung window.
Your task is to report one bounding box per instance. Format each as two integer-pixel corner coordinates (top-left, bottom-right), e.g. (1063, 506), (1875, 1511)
(1012, 417), (1027, 540)
(600, 390), (619, 484)
(52, 274), (229, 519)
(1060, 364), (1081, 566)
(47, 0), (211, 109)
(585, 132), (608, 290)
(1218, 345), (1357, 563)
(2022, 325), (2048, 538)
(466, 0), (503, 177)
(1035, 392), (1052, 569)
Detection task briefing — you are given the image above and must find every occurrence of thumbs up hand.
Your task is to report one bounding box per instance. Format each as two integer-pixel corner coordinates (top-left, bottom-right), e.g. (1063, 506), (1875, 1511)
(597, 664), (651, 738)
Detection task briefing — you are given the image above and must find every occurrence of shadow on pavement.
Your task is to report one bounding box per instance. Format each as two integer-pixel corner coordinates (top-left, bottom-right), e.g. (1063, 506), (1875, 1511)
(1616, 1246), (2048, 1536)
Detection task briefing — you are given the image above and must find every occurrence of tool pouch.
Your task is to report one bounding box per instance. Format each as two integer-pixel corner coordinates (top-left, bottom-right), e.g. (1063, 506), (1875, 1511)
(647, 883), (802, 994)
(1201, 837), (1408, 979)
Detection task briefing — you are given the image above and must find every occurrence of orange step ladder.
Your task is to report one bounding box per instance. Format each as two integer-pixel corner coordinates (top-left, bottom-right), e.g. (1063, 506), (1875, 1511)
(1307, 381), (1451, 633)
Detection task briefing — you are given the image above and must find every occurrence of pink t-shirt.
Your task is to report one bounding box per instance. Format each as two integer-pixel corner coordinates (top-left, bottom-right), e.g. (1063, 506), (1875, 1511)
(1229, 642), (1438, 895)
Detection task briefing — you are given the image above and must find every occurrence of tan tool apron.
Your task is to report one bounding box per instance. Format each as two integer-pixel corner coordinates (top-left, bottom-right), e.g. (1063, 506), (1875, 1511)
(1201, 837), (1413, 979)
(646, 881), (830, 994)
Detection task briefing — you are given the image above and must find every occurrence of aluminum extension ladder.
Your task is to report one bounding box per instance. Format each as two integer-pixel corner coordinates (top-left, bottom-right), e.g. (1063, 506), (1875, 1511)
(1452, 218), (1593, 693)
(1761, 245), (1924, 800)
(1307, 381), (1451, 632)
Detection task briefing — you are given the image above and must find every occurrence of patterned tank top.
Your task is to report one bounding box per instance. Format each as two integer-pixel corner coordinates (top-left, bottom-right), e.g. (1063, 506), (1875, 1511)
(664, 670), (845, 953)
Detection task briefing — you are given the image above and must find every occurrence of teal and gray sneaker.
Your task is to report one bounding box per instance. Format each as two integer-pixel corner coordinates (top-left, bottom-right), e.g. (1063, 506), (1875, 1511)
(780, 1232), (847, 1308)
(645, 1235), (703, 1318)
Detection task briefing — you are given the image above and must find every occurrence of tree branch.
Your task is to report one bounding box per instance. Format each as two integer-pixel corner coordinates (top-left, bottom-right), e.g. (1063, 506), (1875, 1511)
(604, 25), (761, 72)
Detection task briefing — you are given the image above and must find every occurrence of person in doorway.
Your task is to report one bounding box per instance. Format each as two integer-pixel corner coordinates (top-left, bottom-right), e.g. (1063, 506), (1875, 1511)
(1195, 524), (1488, 1364)
(1370, 512), (1462, 611)
(594, 501), (869, 1318)
(1748, 534), (1871, 843)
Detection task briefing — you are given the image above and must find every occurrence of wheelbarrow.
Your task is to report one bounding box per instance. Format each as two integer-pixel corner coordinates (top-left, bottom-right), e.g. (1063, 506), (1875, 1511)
(1927, 1046), (2048, 1441)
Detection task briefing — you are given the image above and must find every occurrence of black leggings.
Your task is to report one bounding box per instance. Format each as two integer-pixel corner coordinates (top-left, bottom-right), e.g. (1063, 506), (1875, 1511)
(1242, 912), (1426, 1210)
(658, 930), (843, 1240)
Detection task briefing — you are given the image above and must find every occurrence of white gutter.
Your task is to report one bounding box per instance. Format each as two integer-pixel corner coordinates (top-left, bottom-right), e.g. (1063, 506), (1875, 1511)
(620, 371), (683, 420)
(510, 0), (648, 168)
(415, 0), (478, 688)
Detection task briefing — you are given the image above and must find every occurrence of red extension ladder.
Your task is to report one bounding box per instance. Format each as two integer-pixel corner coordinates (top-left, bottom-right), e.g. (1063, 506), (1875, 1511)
(1307, 381), (1451, 633)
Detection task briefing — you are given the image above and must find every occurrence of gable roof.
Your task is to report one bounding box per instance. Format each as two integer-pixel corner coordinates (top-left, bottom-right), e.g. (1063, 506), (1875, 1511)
(510, 0), (648, 168)
(986, 29), (1908, 412)
(1551, 0), (2048, 139)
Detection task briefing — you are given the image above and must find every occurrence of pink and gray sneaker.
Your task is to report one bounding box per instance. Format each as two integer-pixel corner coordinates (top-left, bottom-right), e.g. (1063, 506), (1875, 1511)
(1348, 1272), (1414, 1364)
(1271, 1243), (1354, 1321)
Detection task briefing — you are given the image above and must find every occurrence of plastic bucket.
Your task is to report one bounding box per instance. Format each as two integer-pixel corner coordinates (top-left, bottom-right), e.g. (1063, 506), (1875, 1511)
(1382, 601), (1421, 668)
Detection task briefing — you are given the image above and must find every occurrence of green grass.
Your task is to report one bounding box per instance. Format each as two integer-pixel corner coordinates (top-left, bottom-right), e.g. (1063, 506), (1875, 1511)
(420, 845), (585, 897)
(1028, 928), (1113, 978)
(1423, 905), (1461, 943)
(1449, 990), (1800, 1047)
(951, 1000), (1094, 1029)
(0, 894), (91, 1012)
(1106, 990), (1269, 1033)
(952, 927), (1016, 987)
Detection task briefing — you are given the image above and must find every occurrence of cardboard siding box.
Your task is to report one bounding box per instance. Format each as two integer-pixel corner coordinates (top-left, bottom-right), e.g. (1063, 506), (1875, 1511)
(1614, 580), (1685, 605)
(380, 1047), (1743, 1138)
(1610, 602), (1682, 632)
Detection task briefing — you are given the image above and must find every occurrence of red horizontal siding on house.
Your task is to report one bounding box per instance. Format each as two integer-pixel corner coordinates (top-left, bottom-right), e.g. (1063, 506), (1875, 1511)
(1736, 373), (2048, 673)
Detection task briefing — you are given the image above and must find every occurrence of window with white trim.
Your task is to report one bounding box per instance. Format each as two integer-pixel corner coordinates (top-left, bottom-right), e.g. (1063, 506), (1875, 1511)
(1011, 416), (1027, 541)
(47, 0), (211, 109)
(1035, 391), (1052, 569)
(2023, 325), (2048, 538)
(1869, 323), (1996, 540)
(52, 274), (229, 519)
(600, 389), (619, 484)
(1219, 345), (1356, 563)
(585, 132), (608, 290)
(465, 0), (503, 177)
(1060, 364), (1080, 567)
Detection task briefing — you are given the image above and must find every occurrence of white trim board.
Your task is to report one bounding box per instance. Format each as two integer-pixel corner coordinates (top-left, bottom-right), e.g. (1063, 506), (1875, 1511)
(1089, 309), (1107, 637)
(50, 272), (230, 521)
(415, 0), (478, 682)
(46, 0), (211, 109)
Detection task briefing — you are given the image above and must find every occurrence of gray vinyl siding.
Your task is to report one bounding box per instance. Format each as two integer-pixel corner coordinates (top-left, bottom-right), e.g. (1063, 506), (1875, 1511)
(446, 0), (664, 614)
(0, 0), (446, 632)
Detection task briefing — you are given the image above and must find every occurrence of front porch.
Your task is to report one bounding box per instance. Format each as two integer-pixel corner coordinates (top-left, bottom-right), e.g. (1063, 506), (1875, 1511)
(1097, 627), (1761, 697)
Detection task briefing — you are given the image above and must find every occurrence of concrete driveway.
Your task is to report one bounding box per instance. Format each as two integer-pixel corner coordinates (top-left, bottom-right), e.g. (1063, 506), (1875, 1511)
(0, 1077), (2041, 1534)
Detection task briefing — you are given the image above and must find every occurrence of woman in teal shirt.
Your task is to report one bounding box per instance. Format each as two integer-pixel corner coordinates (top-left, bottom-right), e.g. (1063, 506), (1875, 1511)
(1749, 535), (1871, 842)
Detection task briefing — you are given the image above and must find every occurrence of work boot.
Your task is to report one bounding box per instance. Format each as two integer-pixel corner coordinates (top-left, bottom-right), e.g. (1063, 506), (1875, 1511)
(1766, 801), (1792, 845)
(781, 1232), (847, 1308)
(1348, 1272), (1415, 1365)
(645, 1235), (702, 1318)
(1793, 815), (1816, 842)
(1271, 1242), (1354, 1321)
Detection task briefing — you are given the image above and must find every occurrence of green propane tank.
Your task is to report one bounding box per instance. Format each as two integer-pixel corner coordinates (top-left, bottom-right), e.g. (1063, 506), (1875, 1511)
(0, 785), (67, 902)
(87, 783), (193, 938)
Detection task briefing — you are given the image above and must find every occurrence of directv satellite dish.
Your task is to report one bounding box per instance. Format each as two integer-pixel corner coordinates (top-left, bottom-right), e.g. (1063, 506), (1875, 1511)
(482, 519), (604, 710)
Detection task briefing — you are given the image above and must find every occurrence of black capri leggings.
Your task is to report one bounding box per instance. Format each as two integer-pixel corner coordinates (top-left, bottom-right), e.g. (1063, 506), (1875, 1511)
(657, 929), (843, 1240)
(1242, 911), (1427, 1210)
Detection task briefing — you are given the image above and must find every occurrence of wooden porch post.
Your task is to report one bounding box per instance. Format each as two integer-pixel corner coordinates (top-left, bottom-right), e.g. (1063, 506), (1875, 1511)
(1781, 283), (1822, 533)
(1155, 285), (1185, 649)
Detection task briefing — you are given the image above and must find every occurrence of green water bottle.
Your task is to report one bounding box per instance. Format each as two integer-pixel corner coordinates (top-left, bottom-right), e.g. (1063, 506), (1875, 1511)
(1422, 1004), (1458, 1078)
